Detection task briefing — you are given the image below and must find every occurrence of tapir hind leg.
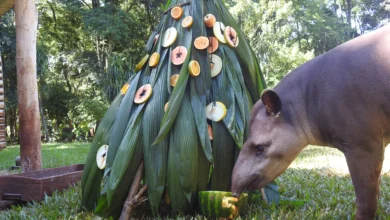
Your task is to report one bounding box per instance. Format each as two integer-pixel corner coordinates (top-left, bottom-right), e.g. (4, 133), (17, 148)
(344, 146), (384, 220)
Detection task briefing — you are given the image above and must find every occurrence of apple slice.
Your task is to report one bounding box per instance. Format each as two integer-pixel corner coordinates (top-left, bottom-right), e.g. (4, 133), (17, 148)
(224, 26), (239, 48)
(210, 54), (223, 77)
(213, 22), (226, 44)
(206, 102), (227, 122)
(134, 84), (153, 104)
(162, 27), (178, 48)
(96, 145), (109, 170)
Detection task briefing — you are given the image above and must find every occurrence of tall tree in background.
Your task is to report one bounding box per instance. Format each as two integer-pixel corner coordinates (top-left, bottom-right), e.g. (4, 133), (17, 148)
(15, 0), (42, 172)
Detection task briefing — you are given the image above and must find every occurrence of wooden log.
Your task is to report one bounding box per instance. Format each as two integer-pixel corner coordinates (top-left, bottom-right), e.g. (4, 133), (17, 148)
(119, 161), (148, 220)
(0, 95), (4, 101)
(15, 0), (42, 172)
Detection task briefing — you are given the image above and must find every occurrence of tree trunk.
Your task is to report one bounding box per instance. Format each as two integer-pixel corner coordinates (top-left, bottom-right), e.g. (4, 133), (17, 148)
(15, 0), (42, 172)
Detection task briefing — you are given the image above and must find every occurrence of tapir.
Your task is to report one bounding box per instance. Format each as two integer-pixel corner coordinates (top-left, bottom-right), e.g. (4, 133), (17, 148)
(231, 25), (390, 219)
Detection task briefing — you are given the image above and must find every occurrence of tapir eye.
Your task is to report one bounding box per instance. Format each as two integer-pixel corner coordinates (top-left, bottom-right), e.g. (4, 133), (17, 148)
(256, 145), (265, 156)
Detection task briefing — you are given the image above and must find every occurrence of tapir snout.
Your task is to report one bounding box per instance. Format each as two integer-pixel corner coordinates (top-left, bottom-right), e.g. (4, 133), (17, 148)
(231, 25), (390, 220)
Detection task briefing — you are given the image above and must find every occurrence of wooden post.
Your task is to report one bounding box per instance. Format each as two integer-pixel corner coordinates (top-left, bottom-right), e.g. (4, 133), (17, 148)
(15, 0), (42, 172)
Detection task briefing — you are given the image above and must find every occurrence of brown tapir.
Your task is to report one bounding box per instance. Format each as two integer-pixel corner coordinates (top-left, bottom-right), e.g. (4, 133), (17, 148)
(231, 25), (390, 219)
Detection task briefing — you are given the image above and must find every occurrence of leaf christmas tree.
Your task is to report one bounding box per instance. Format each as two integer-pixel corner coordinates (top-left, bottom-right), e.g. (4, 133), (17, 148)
(81, 0), (277, 218)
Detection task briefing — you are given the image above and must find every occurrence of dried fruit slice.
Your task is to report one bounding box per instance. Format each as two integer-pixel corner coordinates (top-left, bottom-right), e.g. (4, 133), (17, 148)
(135, 54), (149, 72)
(96, 145), (108, 170)
(206, 102), (227, 122)
(171, 46), (188, 65)
(213, 22), (226, 44)
(149, 52), (160, 67)
(194, 36), (210, 50)
(208, 125), (213, 140)
(208, 37), (219, 53)
(188, 60), (201, 77)
(162, 27), (178, 47)
(171, 6), (183, 20)
(120, 83), (130, 95)
(164, 102), (169, 112)
(134, 84), (153, 104)
(210, 54), (223, 77)
(204, 14), (216, 28)
(182, 16), (193, 28)
(224, 26), (239, 48)
(170, 74), (179, 87)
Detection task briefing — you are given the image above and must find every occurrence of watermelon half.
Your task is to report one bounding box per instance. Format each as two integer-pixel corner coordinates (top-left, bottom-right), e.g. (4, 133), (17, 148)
(198, 191), (249, 219)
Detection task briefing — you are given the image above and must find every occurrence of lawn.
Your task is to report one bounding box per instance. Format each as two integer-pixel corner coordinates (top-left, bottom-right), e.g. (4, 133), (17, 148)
(0, 143), (389, 219)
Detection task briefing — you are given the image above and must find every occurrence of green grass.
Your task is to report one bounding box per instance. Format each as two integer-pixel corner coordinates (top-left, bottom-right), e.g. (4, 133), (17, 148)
(0, 144), (389, 219)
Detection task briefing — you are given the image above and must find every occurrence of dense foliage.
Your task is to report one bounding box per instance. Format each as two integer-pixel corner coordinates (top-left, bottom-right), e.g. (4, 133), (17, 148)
(0, 0), (388, 142)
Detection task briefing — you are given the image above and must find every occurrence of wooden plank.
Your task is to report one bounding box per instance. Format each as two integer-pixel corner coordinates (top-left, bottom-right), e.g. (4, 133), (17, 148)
(0, 88), (4, 94)
(0, 102), (4, 108)
(0, 110), (4, 116)
(0, 95), (4, 101)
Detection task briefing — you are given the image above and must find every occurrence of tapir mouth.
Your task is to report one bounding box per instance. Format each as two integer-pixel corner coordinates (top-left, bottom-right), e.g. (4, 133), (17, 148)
(247, 175), (261, 191)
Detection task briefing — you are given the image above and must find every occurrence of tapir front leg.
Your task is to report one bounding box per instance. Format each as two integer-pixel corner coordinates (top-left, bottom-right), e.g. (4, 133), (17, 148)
(344, 146), (384, 220)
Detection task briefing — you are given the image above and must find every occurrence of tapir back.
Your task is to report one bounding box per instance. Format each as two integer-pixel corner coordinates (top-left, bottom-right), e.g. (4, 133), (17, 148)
(275, 25), (390, 148)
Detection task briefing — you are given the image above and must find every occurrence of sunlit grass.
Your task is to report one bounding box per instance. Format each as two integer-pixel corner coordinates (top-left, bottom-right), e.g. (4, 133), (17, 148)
(0, 144), (389, 219)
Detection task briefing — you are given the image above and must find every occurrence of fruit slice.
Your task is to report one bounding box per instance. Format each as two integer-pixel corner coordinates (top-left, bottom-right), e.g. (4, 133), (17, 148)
(204, 14), (216, 28)
(171, 6), (183, 20)
(224, 26), (239, 48)
(171, 46), (188, 65)
(188, 60), (201, 77)
(162, 27), (178, 47)
(194, 36), (210, 50)
(182, 16), (193, 28)
(134, 84), (153, 104)
(206, 102), (227, 122)
(164, 102), (169, 112)
(153, 34), (159, 45)
(198, 191), (249, 219)
(120, 83), (130, 95)
(208, 125), (213, 140)
(210, 54), (223, 77)
(170, 74), (179, 87)
(135, 54), (149, 72)
(96, 145), (109, 170)
(208, 37), (219, 53)
(149, 52), (160, 67)
(213, 22), (226, 44)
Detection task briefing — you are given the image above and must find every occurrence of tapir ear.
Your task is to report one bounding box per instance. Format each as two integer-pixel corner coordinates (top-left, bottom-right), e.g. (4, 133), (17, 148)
(261, 89), (282, 116)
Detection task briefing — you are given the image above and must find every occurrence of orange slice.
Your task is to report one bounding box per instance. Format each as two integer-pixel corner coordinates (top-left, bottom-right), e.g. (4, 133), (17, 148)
(120, 83), (130, 95)
(208, 125), (213, 140)
(224, 26), (239, 48)
(194, 36), (210, 50)
(164, 102), (169, 112)
(135, 54), (149, 72)
(188, 60), (201, 77)
(171, 46), (188, 65)
(149, 52), (160, 67)
(170, 74), (180, 87)
(182, 16), (193, 28)
(171, 6), (183, 20)
(208, 37), (219, 53)
(134, 84), (153, 104)
(204, 14), (216, 28)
